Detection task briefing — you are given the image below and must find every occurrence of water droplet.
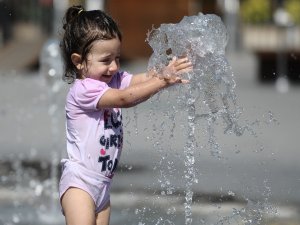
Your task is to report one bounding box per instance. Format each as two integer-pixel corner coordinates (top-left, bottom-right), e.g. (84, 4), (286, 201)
(48, 68), (56, 77)
(228, 190), (235, 196)
(35, 184), (44, 196)
(167, 206), (176, 215)
(12, 214), (20, 223)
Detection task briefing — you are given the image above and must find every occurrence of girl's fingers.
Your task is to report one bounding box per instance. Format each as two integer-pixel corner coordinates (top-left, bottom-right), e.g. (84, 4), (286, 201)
(174, 57), (189, 65)
(175, 63), (193, 72)
(163, 56), (192, 84)
(176, 65), (193, 75)
(173, 57), (192, 70)
(168, 56), (177, 66)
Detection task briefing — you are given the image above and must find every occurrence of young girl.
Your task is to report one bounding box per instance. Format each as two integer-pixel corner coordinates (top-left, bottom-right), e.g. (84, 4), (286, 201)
(59, 5), (192, 225)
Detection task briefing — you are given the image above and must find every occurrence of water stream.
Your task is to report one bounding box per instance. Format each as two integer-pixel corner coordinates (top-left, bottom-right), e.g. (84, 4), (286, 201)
(145, 13), (276, 225)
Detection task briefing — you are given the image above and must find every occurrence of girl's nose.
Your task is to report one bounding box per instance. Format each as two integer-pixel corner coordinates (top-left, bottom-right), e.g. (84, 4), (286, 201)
(109, 60), (119, 72)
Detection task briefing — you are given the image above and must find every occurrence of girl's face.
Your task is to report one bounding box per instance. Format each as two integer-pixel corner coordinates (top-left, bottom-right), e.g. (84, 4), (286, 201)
(81, 38), (121, 83)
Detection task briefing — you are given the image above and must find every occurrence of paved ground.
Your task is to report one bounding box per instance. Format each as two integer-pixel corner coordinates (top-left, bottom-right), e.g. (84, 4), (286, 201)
(0, 50), (299, 224)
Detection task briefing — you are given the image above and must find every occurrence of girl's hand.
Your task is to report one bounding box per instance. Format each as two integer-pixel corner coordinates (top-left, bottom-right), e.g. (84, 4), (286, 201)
(161, 56), (193, 84)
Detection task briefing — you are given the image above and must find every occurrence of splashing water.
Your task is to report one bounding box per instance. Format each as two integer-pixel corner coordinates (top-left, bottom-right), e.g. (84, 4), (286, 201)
(146, 13), (269, 225)
(147, 13), (245, 153)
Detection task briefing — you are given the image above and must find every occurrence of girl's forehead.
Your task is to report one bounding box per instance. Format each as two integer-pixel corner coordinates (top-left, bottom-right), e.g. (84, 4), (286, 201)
(90, 38), (121, 55)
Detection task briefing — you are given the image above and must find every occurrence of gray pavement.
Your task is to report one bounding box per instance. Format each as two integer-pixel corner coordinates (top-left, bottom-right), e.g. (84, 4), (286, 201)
(0, 51), (300, 224)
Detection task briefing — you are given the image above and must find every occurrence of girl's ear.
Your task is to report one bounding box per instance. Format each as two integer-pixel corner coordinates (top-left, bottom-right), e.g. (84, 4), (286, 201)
(71, 53), (83, 70)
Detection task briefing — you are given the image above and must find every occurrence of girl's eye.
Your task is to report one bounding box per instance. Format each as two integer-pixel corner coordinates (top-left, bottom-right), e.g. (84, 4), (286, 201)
(101, 58), (111, 64)
(100, 56), (120, 64)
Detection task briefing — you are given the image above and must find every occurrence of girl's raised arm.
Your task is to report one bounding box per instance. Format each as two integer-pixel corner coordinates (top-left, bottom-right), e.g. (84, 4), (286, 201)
(97, 57), (192, 109)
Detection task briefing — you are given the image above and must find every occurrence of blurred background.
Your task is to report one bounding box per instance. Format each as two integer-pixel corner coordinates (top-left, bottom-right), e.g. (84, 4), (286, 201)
(0, 0), (300, 83)
(0, 0), (300, 225)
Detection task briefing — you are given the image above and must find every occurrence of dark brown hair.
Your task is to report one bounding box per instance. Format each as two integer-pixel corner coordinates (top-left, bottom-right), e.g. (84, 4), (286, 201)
(61, 5), (122, 83)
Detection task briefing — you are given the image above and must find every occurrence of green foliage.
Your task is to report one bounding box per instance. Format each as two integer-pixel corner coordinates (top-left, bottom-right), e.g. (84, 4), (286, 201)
(240, 0), (272, 24)
(285, 0), (300, 24)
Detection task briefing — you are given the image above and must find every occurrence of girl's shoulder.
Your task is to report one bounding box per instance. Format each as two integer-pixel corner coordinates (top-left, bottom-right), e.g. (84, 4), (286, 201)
(73, 78), (108, 88)
(111, 70), (132, 80)
(68, 78), (109, 97)
(67, 78), (110, 109)
(118, 70), (132, 77)
(109, 71), (133, 89)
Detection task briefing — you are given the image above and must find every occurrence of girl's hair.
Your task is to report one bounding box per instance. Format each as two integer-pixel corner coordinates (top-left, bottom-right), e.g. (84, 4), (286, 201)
(61, 5), (122, 83)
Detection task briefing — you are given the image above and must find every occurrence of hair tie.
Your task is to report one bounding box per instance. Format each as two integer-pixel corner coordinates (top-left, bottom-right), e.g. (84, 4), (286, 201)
(78, 9), (84, 15)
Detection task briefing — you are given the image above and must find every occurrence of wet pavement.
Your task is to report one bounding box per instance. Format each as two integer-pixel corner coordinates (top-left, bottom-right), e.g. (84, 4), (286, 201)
(0, 51), (300, 224)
